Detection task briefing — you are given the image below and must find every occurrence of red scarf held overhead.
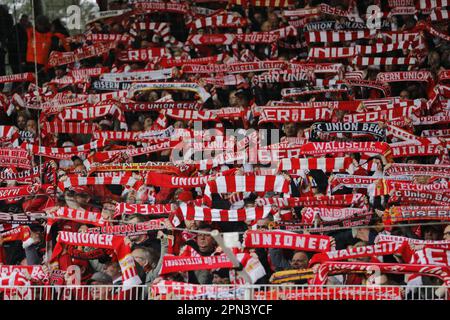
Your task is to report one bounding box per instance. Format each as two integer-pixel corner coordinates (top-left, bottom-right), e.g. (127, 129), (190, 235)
(309, 242), (413, 266)
(0, 148), (31, 169)
(383, 206), (450, 224)
(312, 261), (450, 285)
(301, 207), (370, 225)
(243, 230), (332, 252)
(203, 175), (290, 206)
(114, 203), (175, 218)
(384, 163), (450, 178)
(172, 204), (272, 226)
(255, 194), (367, 208)
(0, 226), (34, 248)
(88, 219), (166, 236)
(50, 231), (141, 288)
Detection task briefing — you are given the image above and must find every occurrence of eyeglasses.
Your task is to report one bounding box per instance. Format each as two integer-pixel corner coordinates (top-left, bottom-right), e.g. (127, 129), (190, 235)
(443, 232), (450, 237)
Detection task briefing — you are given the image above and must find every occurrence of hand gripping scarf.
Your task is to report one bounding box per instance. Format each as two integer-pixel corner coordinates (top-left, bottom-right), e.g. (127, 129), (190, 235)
(0, 225), (34, 249)
(203, 175), (290, 206)
(58, 173), (138, 191)
(51, 231), (141, 288)
(243, 230), (332, 252)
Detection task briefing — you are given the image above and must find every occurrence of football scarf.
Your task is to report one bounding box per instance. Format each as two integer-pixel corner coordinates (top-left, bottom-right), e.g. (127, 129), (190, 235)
(0, 225), (34, 248)
(384, 163), (450, 178)
(0, 148), (31, 169)
(277, 157), (353, 173)
(383, 206), (450, 224)
(310, 122), (386, 141)
(51, 231), (141, 288)
(114, 203), (175, 217)
(99, 68), (173, 82)
(311, 261), (450, 286)
(203, 175), (290, 206)
(128, 82), (211, 102)
(0, 73), (35, 83)
(58, 173), (139, 191)
(255, 194), (366, 208)
(121, 101), (200, 111)
(309, 242), (413, 266)
(117, 48), (167, 62)
(87, 219), (166, 236)
(243, 230), (332, 252)
(41, 121), (99, 136)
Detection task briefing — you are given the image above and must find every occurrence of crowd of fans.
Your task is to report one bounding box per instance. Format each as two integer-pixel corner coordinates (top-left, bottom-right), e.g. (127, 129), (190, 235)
(0, 0), (449, 300)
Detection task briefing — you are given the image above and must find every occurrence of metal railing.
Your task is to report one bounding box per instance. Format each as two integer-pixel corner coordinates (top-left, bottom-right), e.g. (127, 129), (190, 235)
(0, 285), (448, 300)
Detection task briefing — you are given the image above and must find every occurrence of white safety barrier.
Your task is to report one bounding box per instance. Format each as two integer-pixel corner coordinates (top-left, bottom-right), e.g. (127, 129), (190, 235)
(0, 285), (448, 300)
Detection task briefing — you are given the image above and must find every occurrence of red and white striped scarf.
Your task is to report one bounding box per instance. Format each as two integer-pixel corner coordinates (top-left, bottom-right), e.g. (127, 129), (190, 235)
(172, 204), (272, 225)
(305, 30), (376, 43)
(57, 103), (127, 129)
(203, 175), (290, 205)
(24, 139), (106, 158)
(277, 157), (353, 173)
(189, 13), (248, 30)
(51, 231), (141, 288)
(41, 121), (99, 136)
(2, 128), (24, 146)
(58, 173), (138, 191)
(352, 57), (417, 66)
